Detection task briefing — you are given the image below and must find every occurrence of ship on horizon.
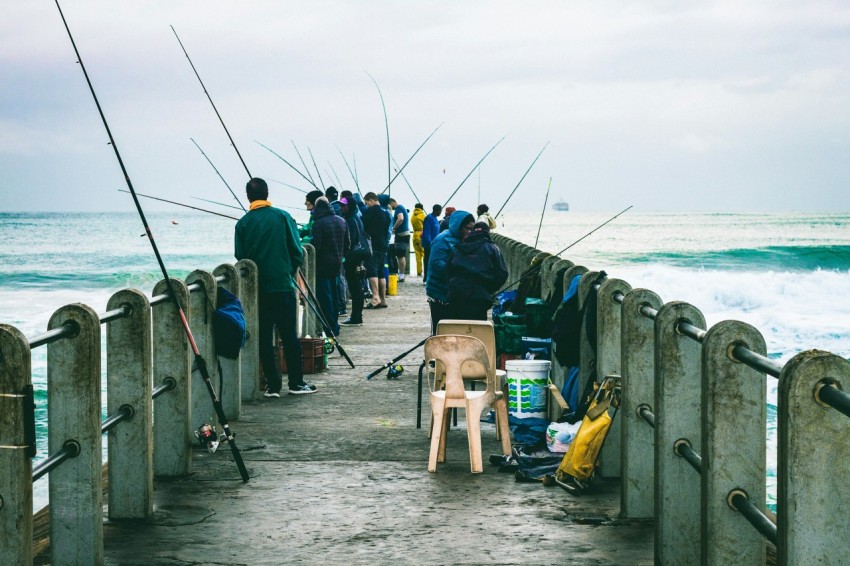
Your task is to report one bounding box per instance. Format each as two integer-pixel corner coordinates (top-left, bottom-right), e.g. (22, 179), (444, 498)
(552, 199), (569, 211)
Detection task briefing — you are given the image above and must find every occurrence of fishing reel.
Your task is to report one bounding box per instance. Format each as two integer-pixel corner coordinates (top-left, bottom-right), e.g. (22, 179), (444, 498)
(195, 423), (221, 454)
(386, 364), (404, 380)
(323, 337), (335, 355)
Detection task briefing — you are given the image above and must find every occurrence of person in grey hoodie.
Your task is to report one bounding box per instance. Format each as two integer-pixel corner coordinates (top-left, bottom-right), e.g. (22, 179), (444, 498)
(424, 209), (475, 334)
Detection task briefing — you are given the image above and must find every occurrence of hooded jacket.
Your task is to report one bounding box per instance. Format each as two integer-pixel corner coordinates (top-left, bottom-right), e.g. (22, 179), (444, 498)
(311, 199), (350, 278)
(447, 228), (508, 304)
(342, 200), (370, 263)
(425, 210), (474, 302)
(410, 207), (426, 233)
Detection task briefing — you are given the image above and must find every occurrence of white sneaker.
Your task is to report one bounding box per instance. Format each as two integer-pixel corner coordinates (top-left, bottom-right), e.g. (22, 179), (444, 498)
(288, 383), (318, 395)
(263, 389), (281, 398)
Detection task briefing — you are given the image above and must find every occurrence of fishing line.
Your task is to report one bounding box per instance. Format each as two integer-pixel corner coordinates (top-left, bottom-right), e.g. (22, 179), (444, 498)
(392, 156), (421, 203)
(291, 141), (318, 189)
(336, 146), (361, 195)
(56, 2), (249, 481)
(307, 147), (326, 191)
(441, 136), (506, 209)
(493, 141), (549, 219)
(171, 26), (251, 179)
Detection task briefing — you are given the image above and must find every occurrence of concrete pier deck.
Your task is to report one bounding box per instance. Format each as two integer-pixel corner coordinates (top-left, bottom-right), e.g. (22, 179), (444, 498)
(96, 277), (653, 565)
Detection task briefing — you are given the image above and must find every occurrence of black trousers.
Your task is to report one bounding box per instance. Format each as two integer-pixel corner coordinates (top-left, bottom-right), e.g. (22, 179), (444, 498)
(258, 290), (303, 392)
(344, 261), (365, 323)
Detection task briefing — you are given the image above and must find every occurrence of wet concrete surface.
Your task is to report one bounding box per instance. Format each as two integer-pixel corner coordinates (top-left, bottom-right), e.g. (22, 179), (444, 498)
(101, 277), (654, 565)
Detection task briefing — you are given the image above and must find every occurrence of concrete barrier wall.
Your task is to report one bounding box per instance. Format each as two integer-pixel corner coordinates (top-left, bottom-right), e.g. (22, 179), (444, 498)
(0, 257), (322, 565)
(493, 235), (850, 565)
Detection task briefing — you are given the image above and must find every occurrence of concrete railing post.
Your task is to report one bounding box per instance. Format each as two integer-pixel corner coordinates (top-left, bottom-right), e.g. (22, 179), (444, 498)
(620, 289), (662, 519)
(778, 351), (850, 565)
(47, 304), (102, 566)
(214, 263), (241, 420)
(654, 301), (705, 566)
(152, 278), (192, 475)
(236, 259), (259, 401)
(0, 324), (33, 566)
(701, 321), (766, 565)
(578, 271), (601, 396)
(185, 270), (218, 439)
(106, 289), (153, 519)
(596, 278), (631, 478)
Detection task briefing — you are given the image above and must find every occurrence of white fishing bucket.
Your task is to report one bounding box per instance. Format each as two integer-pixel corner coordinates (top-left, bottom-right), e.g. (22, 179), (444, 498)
(505, 359), (550, 419)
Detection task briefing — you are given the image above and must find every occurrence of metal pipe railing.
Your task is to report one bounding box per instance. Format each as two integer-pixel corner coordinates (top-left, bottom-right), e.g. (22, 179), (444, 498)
(728, 489), (778, 545)
(637, 404), (655, 428)
(31, 440), (80, 481)
(816, 382), (850, 418)
(674, 439), (702, 474)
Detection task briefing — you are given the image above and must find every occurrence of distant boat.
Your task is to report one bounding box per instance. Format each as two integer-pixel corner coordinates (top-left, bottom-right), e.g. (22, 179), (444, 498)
(552, 199), (569, 211)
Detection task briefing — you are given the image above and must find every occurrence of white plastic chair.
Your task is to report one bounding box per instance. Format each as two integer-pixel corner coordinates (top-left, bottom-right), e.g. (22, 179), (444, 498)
(425, 335), (511, 473)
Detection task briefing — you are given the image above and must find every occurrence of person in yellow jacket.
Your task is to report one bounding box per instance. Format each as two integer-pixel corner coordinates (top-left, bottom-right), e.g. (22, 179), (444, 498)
(410, 203), (426, 277)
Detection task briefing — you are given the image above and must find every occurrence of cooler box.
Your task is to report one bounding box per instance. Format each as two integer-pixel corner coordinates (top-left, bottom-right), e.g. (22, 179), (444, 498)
(506, 359), (551, 419)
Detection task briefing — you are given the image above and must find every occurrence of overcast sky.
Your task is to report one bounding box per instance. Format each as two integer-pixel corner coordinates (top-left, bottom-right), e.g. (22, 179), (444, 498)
(1, 1), (849, 214)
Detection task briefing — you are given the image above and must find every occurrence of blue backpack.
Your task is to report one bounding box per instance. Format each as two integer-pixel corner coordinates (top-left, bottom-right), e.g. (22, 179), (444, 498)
(214, 287), (246, 359)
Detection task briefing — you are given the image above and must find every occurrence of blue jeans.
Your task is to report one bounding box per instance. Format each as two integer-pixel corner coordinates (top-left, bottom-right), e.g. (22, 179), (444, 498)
(316, 276), (341, 335)
(258, 290), (303, 392)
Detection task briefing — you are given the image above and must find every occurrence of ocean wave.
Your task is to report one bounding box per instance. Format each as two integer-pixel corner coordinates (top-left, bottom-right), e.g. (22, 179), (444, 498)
(619, 245), (850, 272)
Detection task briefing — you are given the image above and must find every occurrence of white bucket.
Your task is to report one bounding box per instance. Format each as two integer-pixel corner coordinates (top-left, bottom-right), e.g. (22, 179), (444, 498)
(505, 359), (550, 419)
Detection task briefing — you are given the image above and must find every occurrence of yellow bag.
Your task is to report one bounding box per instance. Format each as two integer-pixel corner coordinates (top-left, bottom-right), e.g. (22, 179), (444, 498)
(556, 376), (620, 483)
(556, 400), (612, 481)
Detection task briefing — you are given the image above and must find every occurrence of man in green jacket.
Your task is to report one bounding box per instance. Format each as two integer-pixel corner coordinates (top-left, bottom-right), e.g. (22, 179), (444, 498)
(235, 178), (317, 396)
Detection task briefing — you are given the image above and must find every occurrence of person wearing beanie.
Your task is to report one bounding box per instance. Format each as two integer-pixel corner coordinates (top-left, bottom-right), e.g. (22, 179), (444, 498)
(300, 189), (325, 244)
(439, 206), (456, 233)
(388, 197), (411, 282)
(410, 203), (426, 278)
(421, 204), (442, 283)
(446, 221), (507, 321)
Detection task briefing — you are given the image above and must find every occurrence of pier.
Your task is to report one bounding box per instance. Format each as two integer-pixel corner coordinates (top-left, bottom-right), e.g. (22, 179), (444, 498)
(2, 236), (849, 565)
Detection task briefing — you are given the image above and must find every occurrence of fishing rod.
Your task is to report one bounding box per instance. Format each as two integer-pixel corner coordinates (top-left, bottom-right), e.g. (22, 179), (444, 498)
(171, 26), (251, 179)
(192, 195), (243, 211)
(493, 141), (550, 219)
(256, 141), (320, 190)
(379, 122), (443, 194)
(336, 146), (361, 195)
(534, 177), (553, 249)
(391, 156), (421, 203)
(191, 137), (244, 209)
(119, 190), (240, 220)
(56, 3), (249, 481)
(366, 72), (392, 197)
(267, 178), (309, 195)
(291, 141), (318, 189)
(495, 205), (633, 295)
(307, 147), (326, 191)
(441, 136), (506, 209)
(365, 337), (429, 380)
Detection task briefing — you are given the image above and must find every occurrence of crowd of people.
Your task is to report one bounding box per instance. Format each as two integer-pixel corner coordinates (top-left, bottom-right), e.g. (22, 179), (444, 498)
(235, 177), (507, 397)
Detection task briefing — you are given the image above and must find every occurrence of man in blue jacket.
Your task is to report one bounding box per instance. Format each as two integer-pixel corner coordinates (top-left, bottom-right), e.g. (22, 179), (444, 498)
(425, 209), (474, 334)
(311, 197), (350, 336)
(421, 204), (442, 284)
(235, 178), (317, 396)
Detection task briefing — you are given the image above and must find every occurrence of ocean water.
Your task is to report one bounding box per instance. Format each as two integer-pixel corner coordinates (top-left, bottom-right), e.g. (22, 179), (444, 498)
(2, 210), (849, 512)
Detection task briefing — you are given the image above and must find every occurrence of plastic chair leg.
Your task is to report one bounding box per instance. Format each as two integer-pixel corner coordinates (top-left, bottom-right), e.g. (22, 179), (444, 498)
(428, 398), (446, 472)
(493, 397), (512, 456)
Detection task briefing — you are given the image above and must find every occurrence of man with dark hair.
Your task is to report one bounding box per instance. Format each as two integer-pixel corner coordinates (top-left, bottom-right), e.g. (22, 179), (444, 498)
(421, 204), (442, 283)
(235, 178), (317, 396)
(476, 203), (498, 230)
(388, 197), (411, 282)
(361, 191), (391, 308)
(311, 196), (349, 336)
